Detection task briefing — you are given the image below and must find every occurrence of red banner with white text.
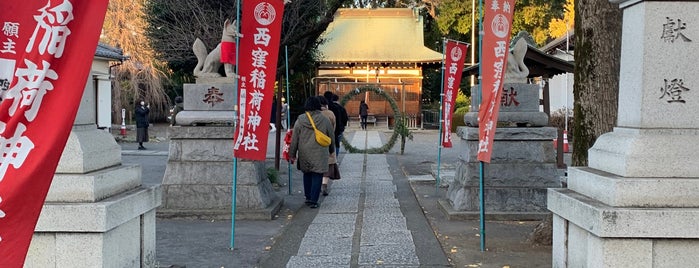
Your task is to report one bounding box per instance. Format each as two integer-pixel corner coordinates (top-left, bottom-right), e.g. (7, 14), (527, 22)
(233, 0), (285, 161)
(477, 0), (516, 163)
(441, 40), (468, 148)
(0, 0), (109, 265)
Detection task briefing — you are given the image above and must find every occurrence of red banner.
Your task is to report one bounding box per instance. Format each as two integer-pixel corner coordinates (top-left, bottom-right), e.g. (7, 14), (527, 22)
(0, 0), (109, 265)
(441, 40), (468, 148)
(233, 0), (285, 161)
(477, 0), (516, 163)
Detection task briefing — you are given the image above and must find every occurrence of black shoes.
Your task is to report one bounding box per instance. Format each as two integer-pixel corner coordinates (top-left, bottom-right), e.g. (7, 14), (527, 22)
(138, 146), (146, 150)
(322, 184), (328, 196)
(305, 200), (319, 208)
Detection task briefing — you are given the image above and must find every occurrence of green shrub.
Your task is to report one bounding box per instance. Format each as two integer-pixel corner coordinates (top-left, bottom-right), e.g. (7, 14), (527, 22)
(266, 167), (279, 184)
(451, 112), (466, 133)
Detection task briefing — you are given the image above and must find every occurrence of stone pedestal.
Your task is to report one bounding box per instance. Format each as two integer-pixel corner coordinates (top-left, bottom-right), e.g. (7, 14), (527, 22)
(464, 84), (549, 127)
(443, 127), (562, 220)
(25, 124), (161, 267)
(160, 126), (281, 220)
(548, 1), (699, 266)
(175, 80), (237, 126)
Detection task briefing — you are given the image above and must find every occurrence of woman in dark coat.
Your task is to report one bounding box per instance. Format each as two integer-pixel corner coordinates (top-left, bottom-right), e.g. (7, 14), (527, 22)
(135, 100), (150, 150)
(288, 96), (335, 208)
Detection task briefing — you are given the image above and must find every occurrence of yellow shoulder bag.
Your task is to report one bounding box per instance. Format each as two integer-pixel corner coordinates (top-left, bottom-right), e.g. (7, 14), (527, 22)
(306, 112), (332, 147)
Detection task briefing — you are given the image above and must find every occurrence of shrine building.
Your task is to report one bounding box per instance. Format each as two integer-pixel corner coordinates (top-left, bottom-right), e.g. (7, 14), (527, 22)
(314, 8), (443, 127)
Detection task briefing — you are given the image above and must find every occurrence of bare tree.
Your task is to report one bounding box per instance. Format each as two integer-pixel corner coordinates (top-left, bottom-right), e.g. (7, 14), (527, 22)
(571, 0), (622, 166)
(103, 0), (170, 121)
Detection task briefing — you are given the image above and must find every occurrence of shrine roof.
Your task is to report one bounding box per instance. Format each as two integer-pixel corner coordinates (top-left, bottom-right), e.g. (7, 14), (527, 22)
(462, 44), (573, 78)
(317, 8), (443, 64)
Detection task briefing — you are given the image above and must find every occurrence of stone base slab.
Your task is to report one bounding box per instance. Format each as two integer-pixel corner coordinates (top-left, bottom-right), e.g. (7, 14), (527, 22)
(175, 110), (235, 126)
(47, 164), (142, 202)
(464, 111), (549, 127)
(548, 188), (699, 238)
(568, 167), (699, 207)
(163, 127), (281, 220)
(589, 127), (699, 178)
(56, 124), (122, 173)
(438, 199), (549, 221)
(447, 126), (561, 217)
(446, 185), (552, 213)
(36, 185), (161, 232)
(27, 186), (160, 267)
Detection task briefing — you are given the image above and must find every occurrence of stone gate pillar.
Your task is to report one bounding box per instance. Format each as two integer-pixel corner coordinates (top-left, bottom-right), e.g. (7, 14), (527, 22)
(548, 1), (699, 266)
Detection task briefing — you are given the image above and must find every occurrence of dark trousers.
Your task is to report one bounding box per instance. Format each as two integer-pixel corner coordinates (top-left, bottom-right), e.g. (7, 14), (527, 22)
(360, 115), (368, 129)
(303, 172), (323, 203)
(335, 133), (343, 155)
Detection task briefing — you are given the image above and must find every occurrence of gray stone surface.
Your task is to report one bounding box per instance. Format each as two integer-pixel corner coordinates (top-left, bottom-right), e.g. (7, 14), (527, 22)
(174, 110), (235, 126)
(182, 83), (237, 111)
(447, 126), (560, 217)
(588, 127), (699, 178)
(286, 255), (351, 268)
(464, 84), (549, 127)
(358, 244), (419, 266)
(549, 188), (699, 238)
(47, 164), (141, 202)
(28, 113), (158, 266)
(161, 126), (281, 219)
(549, 2), (699, 266)
(297, 236), (353, 256)
(568, 167), (699, 207)
(56, 124), (121, 173)
(360, 230), (413, 245)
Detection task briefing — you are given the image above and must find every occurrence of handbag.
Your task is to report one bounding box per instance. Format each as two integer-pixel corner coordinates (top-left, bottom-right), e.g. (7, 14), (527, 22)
(306, 112), (332, 147)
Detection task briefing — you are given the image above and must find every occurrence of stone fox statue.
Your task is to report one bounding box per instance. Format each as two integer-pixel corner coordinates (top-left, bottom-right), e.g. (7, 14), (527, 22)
(192, 19), (241, 78)
(504, 38), (530, 84)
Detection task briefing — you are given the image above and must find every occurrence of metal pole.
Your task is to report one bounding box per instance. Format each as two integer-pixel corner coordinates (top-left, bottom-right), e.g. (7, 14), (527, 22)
(285, 46), (292, 195)
(470, 0), (476, 87)
(477, 0), (486, 252)
(230, 0), (241, 250)
(436, 38), (446, 195)
(479, 161), (486, 251)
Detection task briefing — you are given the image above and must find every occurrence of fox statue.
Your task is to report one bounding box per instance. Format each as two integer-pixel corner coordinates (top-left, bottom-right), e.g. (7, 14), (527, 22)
(192, 19), (241, 78)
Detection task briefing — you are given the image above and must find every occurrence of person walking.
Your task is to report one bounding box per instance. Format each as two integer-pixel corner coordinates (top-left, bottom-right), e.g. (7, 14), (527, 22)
(318, 96), (339, 196)
(281, 98), (289, 130)
(359, 100), (369, 130)
(288, 96), (335, 208)
(135, 100), (150, 150)
(270, 98), (277, 132)
(323, 91), (348, 155)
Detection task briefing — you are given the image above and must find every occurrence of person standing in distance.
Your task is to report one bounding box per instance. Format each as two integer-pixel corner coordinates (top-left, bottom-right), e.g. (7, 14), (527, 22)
(359, 100), (369, 130)
(323, 91), (348, 155)
(135, 100), (150, 150)
(288, 96), (335, 208)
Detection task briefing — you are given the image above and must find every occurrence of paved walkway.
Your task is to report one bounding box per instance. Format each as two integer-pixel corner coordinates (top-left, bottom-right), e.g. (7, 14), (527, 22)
(286, 131), (421, 267)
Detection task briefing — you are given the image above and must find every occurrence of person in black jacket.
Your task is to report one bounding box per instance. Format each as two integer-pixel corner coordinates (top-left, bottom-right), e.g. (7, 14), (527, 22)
(135, 100), (150, 150)
(324, 91), (348, 155)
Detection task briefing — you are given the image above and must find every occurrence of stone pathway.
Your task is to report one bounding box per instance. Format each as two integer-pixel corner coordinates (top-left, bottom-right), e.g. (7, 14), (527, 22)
(286, 131), (420, 267)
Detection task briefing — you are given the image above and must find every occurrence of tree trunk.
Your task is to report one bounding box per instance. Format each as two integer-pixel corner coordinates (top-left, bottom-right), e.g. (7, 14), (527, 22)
(571, 0), (622, 166)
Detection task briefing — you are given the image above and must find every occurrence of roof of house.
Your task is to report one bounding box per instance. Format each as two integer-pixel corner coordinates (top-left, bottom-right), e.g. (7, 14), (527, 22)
(95, 42), (128, 61)
(317, 8), (443, 64)
(540, 29), (574, 54)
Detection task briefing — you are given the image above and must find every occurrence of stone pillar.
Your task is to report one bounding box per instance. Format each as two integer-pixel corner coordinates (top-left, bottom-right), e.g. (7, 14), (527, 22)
(25, 75), (161, 267)
(161, 78), (282, 220)
(444, 84), (562, 220)
(548, 1), (699, 266)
